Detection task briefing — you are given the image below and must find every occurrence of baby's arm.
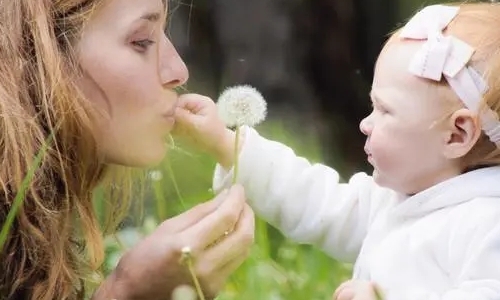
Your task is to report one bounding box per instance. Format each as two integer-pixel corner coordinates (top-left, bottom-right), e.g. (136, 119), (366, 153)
(174, 94), (393, 260)
(213, 126), (393, 261)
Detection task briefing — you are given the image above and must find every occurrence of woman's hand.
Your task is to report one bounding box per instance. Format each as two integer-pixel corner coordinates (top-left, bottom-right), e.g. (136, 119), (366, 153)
(93, 184), (254, 300)
(333, 279), (383, 300)
(173, 93), (236, 169)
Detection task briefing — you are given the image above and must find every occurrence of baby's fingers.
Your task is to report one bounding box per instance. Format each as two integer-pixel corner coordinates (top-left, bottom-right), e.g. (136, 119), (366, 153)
(178, 94), (216, 116)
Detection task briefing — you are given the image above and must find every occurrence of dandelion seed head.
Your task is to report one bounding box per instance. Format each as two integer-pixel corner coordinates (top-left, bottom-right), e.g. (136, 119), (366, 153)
(216, 85), (267, 127)
(149, 170), (163, 181)
(172, 285), (197, 300)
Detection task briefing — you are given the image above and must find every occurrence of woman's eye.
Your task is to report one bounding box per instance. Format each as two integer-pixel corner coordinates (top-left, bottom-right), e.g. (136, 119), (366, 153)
(132, 39), (156, 52)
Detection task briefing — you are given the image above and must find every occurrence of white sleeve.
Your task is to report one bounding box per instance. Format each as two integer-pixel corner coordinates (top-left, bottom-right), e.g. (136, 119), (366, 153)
(385, 210), (500, 300)
(212, 126), (393, 262)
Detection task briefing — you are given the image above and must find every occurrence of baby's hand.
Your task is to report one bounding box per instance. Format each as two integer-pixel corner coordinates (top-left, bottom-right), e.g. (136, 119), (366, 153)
(173, 93), (236, 168)
(332, 280), (383, 300)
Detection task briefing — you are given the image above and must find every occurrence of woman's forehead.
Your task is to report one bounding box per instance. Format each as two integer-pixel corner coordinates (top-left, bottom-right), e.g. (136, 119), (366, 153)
(87, 0), (165, 27)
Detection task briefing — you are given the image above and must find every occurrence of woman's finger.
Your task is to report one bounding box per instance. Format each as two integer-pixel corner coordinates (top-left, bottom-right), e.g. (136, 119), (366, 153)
(200, 204), (255, 269)
(200, 248), (251, 298)
(333, 281), (354, 300)
(336, 288), (355, 300)
(181, 185), (246, 251)
(157, 191), (226, 234)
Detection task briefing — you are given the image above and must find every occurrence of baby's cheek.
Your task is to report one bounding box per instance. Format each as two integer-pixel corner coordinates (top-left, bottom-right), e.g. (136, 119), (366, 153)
(369, 131), (389, 151)
(371, 135), (400, 164)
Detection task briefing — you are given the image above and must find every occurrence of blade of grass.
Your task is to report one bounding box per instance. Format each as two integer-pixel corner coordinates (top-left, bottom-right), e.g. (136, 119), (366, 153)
(0, 135), (53, 253)
(165, 158), (186, 210)
(153, 177), (168, 220)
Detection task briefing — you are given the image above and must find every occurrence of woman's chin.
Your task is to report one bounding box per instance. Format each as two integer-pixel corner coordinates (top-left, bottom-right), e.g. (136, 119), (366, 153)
(106, 144), (168, 168)
(139, 146), (168, 168)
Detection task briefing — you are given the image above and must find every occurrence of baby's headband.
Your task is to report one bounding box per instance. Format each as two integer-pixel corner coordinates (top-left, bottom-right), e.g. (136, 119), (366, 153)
(399, 5), (500, 145)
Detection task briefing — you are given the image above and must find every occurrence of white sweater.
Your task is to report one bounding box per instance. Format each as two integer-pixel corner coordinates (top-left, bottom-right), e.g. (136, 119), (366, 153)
(213, 127), (500, 300)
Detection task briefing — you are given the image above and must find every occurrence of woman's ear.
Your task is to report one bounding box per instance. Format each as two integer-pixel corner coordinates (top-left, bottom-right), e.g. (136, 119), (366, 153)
(443, 108), (481, 159)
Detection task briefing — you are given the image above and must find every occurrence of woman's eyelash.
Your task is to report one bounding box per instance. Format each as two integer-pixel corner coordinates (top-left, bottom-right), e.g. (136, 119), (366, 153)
(132, 39), (156, 51)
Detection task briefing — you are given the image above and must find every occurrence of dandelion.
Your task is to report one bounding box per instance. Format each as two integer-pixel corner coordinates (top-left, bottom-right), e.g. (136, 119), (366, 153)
(217, 85), (267, 127)
(172, 285), (197, 300)
(216, 85), (267, 183)
(149, 170), (163, 182)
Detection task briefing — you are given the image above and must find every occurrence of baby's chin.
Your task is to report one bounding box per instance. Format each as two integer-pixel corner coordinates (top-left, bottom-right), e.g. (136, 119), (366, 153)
(371, 168), (385, 187)
(371, 169), (408, 194)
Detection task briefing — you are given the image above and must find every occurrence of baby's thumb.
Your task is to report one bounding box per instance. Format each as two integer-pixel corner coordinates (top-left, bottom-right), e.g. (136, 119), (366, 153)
(175, 107), (197, 125)
(173, 108), (200, 136)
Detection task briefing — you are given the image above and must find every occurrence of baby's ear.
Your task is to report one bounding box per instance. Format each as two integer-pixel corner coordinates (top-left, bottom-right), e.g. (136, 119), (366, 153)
(443, 108), (481, 159)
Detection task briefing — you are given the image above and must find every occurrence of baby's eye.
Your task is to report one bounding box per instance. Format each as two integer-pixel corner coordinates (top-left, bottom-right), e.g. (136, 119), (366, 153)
(373, 102), (389, 115)
(379, 106), (389, 114)
(132, 39), (156, 52)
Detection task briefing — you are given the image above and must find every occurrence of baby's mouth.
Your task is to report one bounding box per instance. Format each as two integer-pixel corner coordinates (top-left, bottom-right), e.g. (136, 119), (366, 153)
(363, 144), (371, 156)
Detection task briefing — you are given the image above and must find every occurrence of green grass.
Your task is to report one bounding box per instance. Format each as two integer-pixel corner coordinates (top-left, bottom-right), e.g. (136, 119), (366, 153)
(100, 120), (352, 299)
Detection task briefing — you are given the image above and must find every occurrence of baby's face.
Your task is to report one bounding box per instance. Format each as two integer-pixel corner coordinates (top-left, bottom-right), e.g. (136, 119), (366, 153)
(359, 41), (461, 194)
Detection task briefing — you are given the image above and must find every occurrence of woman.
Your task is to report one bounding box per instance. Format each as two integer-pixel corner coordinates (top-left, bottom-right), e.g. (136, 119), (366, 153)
(0, 0), (254, 299)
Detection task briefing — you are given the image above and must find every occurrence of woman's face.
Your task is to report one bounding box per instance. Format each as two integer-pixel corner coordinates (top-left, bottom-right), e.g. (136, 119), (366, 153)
(77, 0), (188, 167)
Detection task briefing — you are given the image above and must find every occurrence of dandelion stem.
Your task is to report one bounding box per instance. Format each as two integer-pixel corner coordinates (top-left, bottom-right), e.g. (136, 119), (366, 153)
(186, 257), (206, 300)
(180, 247), (206, 300)
(232, 126), (241, 184)
(374, 285), (384, 300)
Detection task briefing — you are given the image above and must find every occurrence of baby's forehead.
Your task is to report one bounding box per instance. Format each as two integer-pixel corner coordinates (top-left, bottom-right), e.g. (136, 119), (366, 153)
(373, 41), (458, 108)
(374, 41), (426, 86)
(378, 39), (420, 68)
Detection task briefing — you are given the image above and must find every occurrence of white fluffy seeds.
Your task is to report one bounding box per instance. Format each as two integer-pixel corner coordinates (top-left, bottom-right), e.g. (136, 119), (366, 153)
(216, 85), (267, 127)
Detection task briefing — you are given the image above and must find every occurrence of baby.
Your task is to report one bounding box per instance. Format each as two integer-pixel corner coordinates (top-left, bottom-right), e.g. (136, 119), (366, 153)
(175, 3), (500, 299)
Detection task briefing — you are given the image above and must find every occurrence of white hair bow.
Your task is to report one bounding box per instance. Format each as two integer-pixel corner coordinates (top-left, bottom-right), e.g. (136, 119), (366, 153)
(399, 5), (500, 144)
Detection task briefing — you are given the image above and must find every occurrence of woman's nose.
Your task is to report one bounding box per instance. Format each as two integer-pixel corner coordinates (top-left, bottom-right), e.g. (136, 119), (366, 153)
(159, 35), (189, 88)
